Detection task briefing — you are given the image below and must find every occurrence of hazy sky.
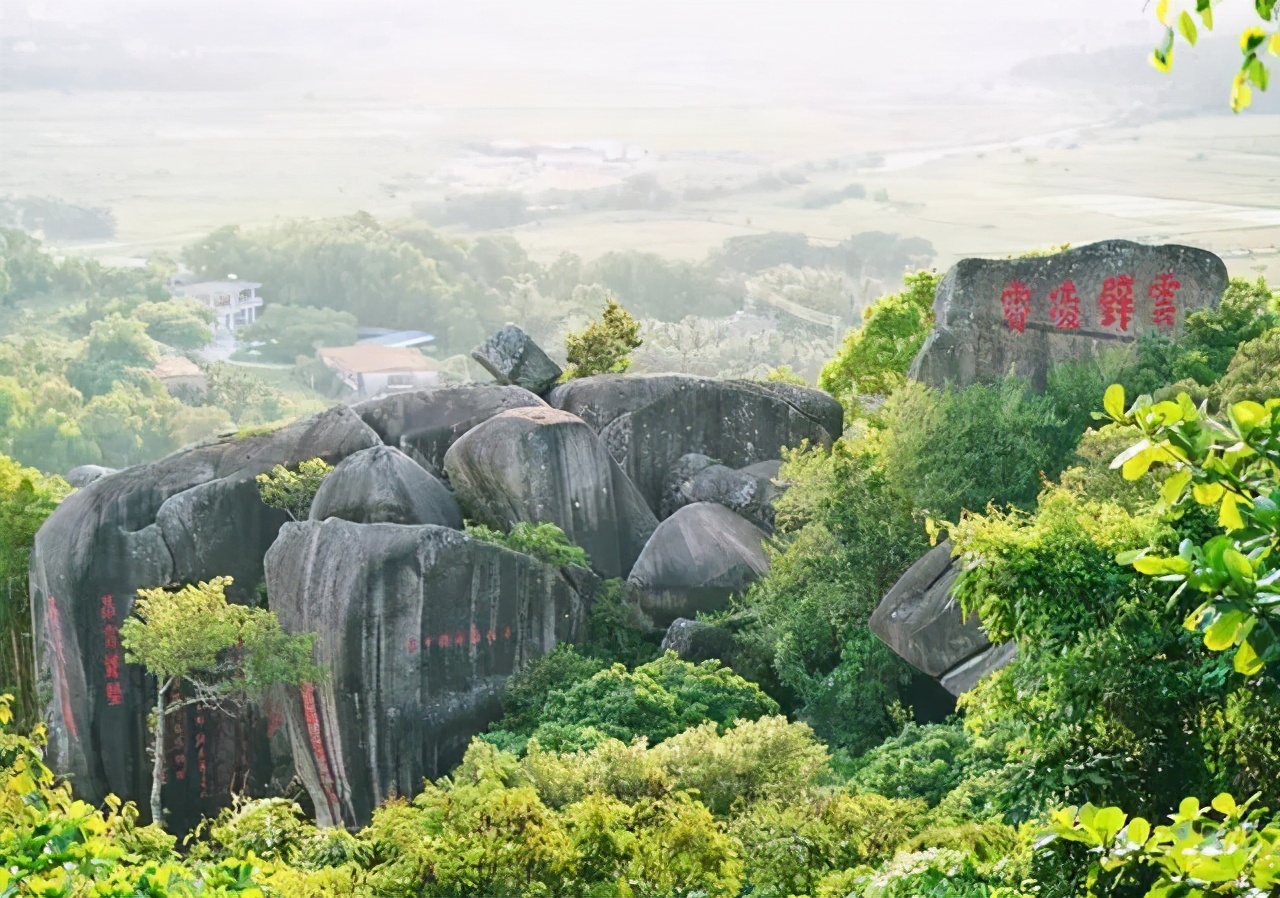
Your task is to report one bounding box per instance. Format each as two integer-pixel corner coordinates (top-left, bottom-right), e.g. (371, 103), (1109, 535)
(7, 0), (1182, 92)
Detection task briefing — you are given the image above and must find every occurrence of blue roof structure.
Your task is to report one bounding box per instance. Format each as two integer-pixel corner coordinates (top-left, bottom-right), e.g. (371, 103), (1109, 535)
(356, 330), (436, 348)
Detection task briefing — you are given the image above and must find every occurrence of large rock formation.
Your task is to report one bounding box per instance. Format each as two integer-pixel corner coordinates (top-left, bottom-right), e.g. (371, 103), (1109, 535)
(911, 240), (1228, 391)
(65, 465), (117, 488)
(470, 325), (563, 394)
(444, 407), (657, 579)
(356, 385), (547, 476)
(663, 455), (782, 531)
(265, 519), (586, 828)
(547, 375), (840, 514)
(310, 445), (462, 528)
(868, 541), (1013, 697)
(627, 503), (770, 625)
(29, 406), (381, 830)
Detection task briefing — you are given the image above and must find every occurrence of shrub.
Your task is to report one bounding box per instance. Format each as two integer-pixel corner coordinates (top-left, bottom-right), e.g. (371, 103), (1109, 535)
(562, 297), (642, 378)
(465, 520), (590, 568)
(256, 457), (334, 521)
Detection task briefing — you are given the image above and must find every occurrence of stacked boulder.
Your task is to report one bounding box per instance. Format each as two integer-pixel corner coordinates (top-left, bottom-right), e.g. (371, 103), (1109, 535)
(31, 328), (843, 830)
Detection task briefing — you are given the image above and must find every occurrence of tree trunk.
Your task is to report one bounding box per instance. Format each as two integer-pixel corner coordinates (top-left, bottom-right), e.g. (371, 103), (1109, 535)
(150, 677), (171, 827)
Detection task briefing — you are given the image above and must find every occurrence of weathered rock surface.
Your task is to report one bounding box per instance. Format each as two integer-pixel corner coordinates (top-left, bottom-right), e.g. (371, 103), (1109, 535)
(868, 541), (1013, 696)
(356, 385), (547, 477)
(627, 503), (769, 625)
(443, 407), (657, 579)
(66, 465), (117, 488)
(30, 406), (381, 830)
(911, 240), (1228, 391)
(665, 456), (783, 531)
(265, 519), (585, 828)
(660, 618), (738, 664)
(310, 445), (462, 528)
(470, 325), (563, 394)
(547, 375), (840, 514)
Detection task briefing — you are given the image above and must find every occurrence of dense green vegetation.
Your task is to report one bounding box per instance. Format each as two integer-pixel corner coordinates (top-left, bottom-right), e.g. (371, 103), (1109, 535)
(6, 236), (1280, 895)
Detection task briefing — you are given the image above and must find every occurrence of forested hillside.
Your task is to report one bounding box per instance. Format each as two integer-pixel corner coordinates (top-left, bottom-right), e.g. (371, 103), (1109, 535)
(5, 227), (1280, 894)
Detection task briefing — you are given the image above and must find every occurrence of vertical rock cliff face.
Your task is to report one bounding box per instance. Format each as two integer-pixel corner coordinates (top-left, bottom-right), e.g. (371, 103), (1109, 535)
(443, 407), (658, 579)
(28, 407), (381, 831)
(264, 519), (585, 829)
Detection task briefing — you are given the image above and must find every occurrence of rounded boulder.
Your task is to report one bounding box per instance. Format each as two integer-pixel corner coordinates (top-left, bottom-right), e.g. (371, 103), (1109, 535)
(310, 444), (462, 527)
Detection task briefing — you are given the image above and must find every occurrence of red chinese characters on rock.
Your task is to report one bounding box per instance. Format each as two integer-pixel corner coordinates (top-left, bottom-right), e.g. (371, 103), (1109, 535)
(999, 280), (1033, 333)
(1048, 280), (1081, 330)
(1149, 272), (1181, 329)
(101, 596), (124, 706)
(194, 711), (208, 797)
(1097, 274), (1135, 331)
(168, 681), (186, 781)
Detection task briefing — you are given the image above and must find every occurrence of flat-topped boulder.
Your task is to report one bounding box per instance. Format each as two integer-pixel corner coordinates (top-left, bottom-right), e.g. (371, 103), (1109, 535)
(911, 240), (1228, 391)
(29, 405), (381, 831)
(547, 375), (840, 514)
(266, 519), (586, 828)
(309, 444), (462, 528)
(356, 385), (547, 476)
(470, 325), (563, 394)
(443, 407), (657, 579)
(627, 502), (770, 625)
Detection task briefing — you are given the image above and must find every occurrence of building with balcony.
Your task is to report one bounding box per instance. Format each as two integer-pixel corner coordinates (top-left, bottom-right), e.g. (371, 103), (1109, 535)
(170, 280), (263, 331)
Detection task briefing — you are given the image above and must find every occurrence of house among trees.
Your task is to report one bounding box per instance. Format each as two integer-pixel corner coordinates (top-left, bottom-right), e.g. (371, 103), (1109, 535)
(150, 356), (207, 397)
(170, 279), (263, 331)
(318, 344), (442, 399)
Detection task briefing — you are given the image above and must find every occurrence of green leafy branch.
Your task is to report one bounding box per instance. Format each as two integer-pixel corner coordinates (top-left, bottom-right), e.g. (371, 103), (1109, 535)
(1101, 384), (1280, 678)
(1152, 0), (1280, 111)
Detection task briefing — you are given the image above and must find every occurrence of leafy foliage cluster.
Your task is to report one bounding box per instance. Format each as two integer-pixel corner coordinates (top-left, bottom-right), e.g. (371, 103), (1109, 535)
(562, 297), (643, 379)
(0, 456), (68, 728)
(255, 458), (334, 522)
(464, 520), (592, 568)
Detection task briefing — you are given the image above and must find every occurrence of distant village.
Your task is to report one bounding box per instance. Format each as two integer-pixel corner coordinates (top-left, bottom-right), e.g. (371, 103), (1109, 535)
(161, 274), (442, 402)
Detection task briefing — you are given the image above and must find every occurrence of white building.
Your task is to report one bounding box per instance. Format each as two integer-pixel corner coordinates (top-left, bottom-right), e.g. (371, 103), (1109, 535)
(171, 280), (263, 331)
(318, 345), (443, 399)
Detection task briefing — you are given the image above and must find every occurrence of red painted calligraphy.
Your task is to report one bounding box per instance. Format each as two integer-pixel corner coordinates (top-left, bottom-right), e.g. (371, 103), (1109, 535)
(1048, 280), (1081, 330)
(100, 595), (123, 707)
(300, 682), (340, 814)
(503, 626), (512, 640)
(438, 632), (452, 649)
(407, 636), (419, 654)
(470, 624), (482, 646)
(999, 280), (1032, 333)
(1149, 272), (1180, 329)
(1098, 275), (1135, 331)
(487, 628), (497, 644)
(43, 597), (79, 738)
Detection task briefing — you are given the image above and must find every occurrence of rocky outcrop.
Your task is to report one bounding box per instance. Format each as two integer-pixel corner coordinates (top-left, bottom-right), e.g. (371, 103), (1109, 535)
(627, 503), (770, 625)
(547, 375), (840, 514)
(310, 445), (462, 528)
(66, 465), (117, 488)
(265, 519), (586, 828)
(911, 240), (1228, 391)
(470, 325), (563, 394)
(29, 406), (381, 831)
(868, 541), (1013, 697)
(660, 618), (738, 664)
(356, 385), (547, 477)
(664, 455), (782, 531)
(443, 407), (657, 579)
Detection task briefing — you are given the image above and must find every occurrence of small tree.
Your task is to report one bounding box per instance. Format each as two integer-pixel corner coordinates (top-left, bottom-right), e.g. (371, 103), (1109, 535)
(563, 297), (642, 379)
(255, 458), (333, 521)
(121, 576), (321, 826)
